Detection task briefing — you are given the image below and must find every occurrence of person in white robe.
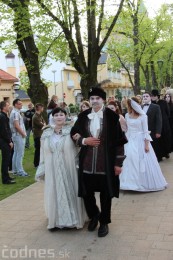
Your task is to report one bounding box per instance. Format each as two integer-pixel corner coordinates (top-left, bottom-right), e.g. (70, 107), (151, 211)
(120, 97), (168, 192)
(35, 107), (87, 229)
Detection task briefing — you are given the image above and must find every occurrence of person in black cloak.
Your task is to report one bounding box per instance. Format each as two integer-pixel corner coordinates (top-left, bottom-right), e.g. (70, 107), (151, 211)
(151, 89), (172, 160)
(164, 93), (173, 152)
(71, 84), (127, 237)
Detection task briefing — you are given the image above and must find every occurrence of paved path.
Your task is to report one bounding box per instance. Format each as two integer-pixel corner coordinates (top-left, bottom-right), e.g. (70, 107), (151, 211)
(0, 154), (173, 260)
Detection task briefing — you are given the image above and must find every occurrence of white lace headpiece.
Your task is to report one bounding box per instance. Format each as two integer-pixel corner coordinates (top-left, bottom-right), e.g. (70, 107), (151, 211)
(130, 98), (145, 115)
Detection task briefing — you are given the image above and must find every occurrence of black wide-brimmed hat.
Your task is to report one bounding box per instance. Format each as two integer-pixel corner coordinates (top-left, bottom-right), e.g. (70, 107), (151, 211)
(151, 89), (160, 97)
(88, 86), (106, 100)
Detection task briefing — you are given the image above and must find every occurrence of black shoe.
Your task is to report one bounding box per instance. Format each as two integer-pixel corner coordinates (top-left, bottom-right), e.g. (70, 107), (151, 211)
(88, 212), (100, 231)
(98, 224), (109, 237)
(165, 154), (170, 159)
(158, 158), (163, 162)
(48, 227), (59, 232)
(3, 180), (16, 184)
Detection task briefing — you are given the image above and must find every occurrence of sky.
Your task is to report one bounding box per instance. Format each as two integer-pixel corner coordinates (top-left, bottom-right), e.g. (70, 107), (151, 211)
(144, 0), (173, 17)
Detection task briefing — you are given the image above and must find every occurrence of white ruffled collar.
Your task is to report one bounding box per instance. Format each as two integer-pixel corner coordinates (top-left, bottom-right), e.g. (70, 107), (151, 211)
(41, 124), (72, 139)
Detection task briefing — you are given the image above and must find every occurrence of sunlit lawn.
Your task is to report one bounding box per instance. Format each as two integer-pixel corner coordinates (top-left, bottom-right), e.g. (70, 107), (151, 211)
(0, 136), (36, 201)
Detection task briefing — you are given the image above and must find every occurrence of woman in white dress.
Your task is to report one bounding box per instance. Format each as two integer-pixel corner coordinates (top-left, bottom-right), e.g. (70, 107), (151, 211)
(35, 107), (87, 229)
(120, 97), (168, 192)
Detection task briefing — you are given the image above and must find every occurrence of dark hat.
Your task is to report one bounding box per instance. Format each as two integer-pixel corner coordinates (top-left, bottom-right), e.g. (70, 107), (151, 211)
(88, 86), (106, 100)
(151, 89), (160, 97)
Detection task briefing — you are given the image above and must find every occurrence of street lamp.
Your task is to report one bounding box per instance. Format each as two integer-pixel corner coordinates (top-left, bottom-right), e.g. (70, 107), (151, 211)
(52, 70), (57, 95)
(157, 60), (163, 89)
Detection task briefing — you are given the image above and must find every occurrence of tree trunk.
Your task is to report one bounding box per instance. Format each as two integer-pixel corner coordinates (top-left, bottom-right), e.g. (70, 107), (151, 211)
(5, 0), (48, 118)
(145, 63), (150, 90)
(133, 60), (140, 95)
(80, 72), (98, 99)
(16, 37), (48, 107)
(35, 0), (125, 101)
(133, 9), (140, 95)
(141, 63), (150, 90)
(150, 61), (158, 88)
(165, 72), (170, 86)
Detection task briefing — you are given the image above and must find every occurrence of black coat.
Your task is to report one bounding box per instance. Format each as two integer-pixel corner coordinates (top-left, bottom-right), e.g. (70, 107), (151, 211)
(143, 103), (162, 160)
(145, 103), (162, 139)
(71, 107), (127, 199)
(168, 102), (173, 151)
(152, 100), (172, 155)
(24, 108), (35, 129)
(0, 112), (12, 144)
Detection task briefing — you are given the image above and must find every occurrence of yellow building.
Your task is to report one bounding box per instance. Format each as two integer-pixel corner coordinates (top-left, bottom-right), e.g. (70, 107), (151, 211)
(0, 69), (19, 104)
(48, 66), (81, 105)
(48, 53), (134, 104)
(1, 51), (133, 106)
(0, 53), (30, 107)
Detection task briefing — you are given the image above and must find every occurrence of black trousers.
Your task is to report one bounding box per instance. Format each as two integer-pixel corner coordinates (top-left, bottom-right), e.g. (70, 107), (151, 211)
(83, 174), (112, 224)
(0, 139), (11, 183)
(151, 138), (162, 161)
(34, 137), (41, 167)
(9, 146), (14, 171)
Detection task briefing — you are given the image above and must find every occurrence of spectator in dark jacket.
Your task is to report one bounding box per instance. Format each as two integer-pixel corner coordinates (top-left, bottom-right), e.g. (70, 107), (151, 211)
(32, 103), (46, 168)
(0, 101), (15, 184)
(47, 95), (58, 110)
(24, 103), (35, 148)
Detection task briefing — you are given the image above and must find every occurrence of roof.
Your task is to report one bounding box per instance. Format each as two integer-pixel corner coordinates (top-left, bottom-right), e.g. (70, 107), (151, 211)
(5, 53), (15, 58)
(98, 53), (108, 64)
(15, 89), (30, 100)
(0, 69), (19, 82)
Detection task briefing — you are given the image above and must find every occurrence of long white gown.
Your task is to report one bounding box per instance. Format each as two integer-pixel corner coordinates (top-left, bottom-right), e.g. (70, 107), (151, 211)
(120, 113), (168, 192)
(35, 126), (87, 229)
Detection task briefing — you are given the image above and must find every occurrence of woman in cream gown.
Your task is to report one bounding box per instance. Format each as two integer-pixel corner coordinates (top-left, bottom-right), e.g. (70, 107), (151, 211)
(120, 97), (168, 192)
(35, 107), (87, 229)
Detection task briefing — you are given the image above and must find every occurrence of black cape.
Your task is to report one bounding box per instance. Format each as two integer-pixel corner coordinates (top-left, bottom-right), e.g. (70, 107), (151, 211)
(71, 107), (127, 198)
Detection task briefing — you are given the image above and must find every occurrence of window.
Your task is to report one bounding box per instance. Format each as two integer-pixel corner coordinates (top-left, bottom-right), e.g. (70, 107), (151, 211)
(3, 97), (10, 101)
(6, 58), (15, 67)
(67, 72), (71, 80)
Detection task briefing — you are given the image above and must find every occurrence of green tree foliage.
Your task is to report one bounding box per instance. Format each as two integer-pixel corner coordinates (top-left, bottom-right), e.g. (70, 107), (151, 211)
(0, 0), (125, 99)
(107, 1), (173, 93)
(0, 0), (48, 110)
(34, 0), (125, 98)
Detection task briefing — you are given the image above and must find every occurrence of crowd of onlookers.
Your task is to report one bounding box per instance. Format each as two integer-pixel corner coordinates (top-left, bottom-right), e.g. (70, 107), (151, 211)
(0, 87), (173, 185)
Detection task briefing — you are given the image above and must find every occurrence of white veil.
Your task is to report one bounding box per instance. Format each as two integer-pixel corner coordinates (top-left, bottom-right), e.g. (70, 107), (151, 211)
(130, 98), (145, 115)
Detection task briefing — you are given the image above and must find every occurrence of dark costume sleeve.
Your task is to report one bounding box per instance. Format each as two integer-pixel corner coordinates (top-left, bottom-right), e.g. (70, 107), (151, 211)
(70, 113), (87, 147)
(155, 105), (162, 134)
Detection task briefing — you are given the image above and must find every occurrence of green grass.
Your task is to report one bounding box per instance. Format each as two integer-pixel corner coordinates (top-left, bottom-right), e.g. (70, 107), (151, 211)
(0, 136), (36, 201)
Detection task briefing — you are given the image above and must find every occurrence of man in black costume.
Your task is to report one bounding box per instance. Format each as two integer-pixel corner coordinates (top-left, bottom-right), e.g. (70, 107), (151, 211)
(71, 84), (127, 237)
(151, 89), (172, 161)
(142, 92), (162, 161)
